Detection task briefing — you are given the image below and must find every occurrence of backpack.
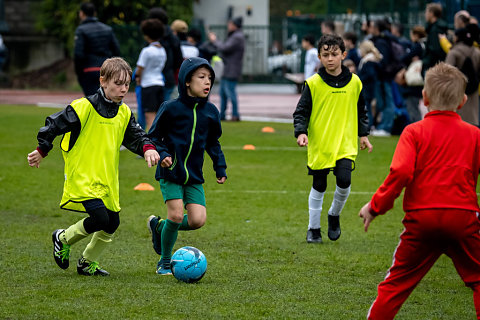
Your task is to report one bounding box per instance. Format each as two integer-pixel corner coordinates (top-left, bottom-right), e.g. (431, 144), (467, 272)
(460, 56), (479, 95)
(385, 40), (406, 76)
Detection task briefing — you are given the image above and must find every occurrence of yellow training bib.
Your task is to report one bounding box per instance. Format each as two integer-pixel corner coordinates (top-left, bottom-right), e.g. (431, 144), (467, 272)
(306, 73), (362, 170)
(60, 98), (131, 212)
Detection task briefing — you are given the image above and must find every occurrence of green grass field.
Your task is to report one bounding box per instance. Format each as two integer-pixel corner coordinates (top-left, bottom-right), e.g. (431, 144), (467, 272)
(0, 104), (476, 319)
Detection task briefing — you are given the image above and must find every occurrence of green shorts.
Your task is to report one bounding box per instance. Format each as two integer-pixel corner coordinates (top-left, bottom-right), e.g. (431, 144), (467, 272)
(159, 179), (206, 207)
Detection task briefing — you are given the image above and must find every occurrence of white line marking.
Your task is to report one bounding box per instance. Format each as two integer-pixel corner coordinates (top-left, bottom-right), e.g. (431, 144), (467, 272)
(222, 146), (303, 151)
(208, 190), (374, 195)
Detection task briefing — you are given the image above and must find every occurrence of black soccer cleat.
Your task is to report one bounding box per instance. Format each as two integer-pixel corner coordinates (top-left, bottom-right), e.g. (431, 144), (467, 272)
(52, 229), (70, 269)
(147, 215), (163, 255)
(77, 257), (110, 276)
(306, 228), (322, 244)
(328, 215), (341, 241)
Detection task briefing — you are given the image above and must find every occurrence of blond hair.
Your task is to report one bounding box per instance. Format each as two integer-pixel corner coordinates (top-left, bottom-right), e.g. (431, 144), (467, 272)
(358, 40), (382, 60)
(424, 62), (466, 111)
(100, 57), (132, 84)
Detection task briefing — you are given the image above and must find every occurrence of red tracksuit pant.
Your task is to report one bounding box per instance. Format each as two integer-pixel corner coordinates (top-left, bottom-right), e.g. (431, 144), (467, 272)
(368, 209), (480, 319)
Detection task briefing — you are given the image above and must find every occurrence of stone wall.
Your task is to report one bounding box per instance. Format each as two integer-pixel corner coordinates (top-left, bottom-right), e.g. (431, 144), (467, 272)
(3, 0), (65, 75)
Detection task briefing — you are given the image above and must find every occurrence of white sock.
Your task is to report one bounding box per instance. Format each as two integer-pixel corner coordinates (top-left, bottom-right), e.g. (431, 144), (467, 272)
(308, 187), (324, 229)
(328, 185), (351, 216)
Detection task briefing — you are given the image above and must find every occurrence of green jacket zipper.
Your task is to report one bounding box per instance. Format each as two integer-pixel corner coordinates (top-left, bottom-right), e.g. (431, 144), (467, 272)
(183, 103), (197, 184)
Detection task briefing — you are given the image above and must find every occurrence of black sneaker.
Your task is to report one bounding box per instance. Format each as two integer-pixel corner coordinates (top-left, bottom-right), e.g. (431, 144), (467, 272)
(306, 228), (322, 243)
(52, 229), (70, 269)
(77, 257), (110, 276)
(147, 215), (163, 255)
(328, 215), (341, 241)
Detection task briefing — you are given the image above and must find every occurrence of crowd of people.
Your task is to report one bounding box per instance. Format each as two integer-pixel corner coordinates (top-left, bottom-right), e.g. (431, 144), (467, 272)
(302, 3), (480, 137)
(73, 3), (245, 130)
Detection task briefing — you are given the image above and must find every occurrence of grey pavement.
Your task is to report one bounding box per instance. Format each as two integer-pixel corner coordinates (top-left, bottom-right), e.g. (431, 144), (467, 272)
(0, 84), (300, 123)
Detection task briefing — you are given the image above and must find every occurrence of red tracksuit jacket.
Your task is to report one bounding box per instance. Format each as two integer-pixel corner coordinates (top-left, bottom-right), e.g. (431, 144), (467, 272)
(370, 110), (480, 215)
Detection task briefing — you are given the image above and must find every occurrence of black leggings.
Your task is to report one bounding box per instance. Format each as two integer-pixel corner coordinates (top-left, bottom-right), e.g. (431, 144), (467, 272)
(311, 159), (353, 193)
(82, 199), (120, 234)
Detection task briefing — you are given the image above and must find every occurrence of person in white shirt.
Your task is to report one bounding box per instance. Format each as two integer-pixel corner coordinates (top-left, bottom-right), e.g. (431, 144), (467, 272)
(302, 34), (320, 79)
(136, 19), (167, 130)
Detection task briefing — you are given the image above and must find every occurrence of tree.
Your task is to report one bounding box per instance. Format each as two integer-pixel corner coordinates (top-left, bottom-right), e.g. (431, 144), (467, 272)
(35, 0), (193, 56)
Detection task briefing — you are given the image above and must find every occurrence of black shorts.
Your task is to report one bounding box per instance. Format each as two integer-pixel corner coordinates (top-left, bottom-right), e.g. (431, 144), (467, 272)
(141, 86), (164, 113)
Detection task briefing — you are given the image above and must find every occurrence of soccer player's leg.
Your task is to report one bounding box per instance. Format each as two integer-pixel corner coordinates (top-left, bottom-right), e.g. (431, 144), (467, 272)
(77, 206), (119, 276)
(52, 218), (89, 270)
(368, 212), (440, 319)
(446, 209), (480, 319)
(157, 198), (183, 275)
(328, 159), (353, 241)
(183, 184), (207, 230)
(307, 170), (328, 243)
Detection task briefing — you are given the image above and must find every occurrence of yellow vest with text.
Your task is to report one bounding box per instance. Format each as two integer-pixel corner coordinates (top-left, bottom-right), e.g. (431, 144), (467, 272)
(60, 98), (131, 212)
(306, 73), (362, 170)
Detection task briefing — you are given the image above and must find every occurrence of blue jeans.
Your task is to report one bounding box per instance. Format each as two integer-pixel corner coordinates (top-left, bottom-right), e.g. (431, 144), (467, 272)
(220, 79), (239, 119)
(375, 81), (395, 132)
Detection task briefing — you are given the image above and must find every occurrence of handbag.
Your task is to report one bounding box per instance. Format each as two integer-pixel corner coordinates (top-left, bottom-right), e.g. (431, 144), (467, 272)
(405, 60), (424, 86)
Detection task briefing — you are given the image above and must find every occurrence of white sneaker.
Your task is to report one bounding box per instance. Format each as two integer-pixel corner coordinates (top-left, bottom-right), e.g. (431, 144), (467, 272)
(371, 129), (391, 137)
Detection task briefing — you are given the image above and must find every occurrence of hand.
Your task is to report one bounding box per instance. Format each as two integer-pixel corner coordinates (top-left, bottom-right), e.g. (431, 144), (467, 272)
(297, 134), (308, 147)
(144, 149), (160, 167)
(161, 156), (172, 168)
(360, 136), (373, 153)
(358, 202), (375, 232)
(208, 32), (217, 42)
(27, 149), (43, 168)
(216, 176), (226, 184)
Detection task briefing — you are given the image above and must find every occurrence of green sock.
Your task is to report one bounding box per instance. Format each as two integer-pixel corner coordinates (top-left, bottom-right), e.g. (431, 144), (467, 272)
(179, 214), (192, 231)
(160, 219), (181, 261)
(157, 214), (191, 232)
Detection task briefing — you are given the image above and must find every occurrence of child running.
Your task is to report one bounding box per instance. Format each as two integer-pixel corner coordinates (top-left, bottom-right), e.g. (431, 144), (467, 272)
(359, 62), (480, 319)
(293, 34), (373, 244)
(27, 57), (160, 276)
(147, 57), (227, 275)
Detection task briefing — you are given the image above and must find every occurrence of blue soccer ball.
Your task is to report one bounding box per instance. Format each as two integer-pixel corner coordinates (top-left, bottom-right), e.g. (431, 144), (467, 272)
(171, 246), (207, 283)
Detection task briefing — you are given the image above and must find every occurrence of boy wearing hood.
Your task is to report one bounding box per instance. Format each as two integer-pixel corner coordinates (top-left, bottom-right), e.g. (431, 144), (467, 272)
(293, 34), (373, 244)
(147, 57), (227, 275)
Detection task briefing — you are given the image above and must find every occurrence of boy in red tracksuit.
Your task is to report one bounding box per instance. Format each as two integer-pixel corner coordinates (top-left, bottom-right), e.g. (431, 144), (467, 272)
(359, 62), (480, 319)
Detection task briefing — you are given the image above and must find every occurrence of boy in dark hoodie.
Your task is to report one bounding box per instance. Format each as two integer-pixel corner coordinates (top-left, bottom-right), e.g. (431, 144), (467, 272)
(147, 57), (227, 275)
(293, 34), (372, 244)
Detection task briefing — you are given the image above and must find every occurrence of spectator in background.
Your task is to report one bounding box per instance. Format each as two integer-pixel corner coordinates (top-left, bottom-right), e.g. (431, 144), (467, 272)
(370, 19), (397, 137)
(391, 22), (412, 52)
(74, 2), (121, 96)
(358, 40), (382, 128)
(361, 19), (374, 41)
(343, 31), (361, 67)
(0, 34), (7, 73)
(171, 19), (199, 59)
(321, 20), (336, 35)
(148, 7), (183, 101)
(401, 26), (427, 123)
(208, 17), (245, 121)
(439, 10), (472, 53)
(301, 34), (320, 80)
(446, 24), (480, 126)
(136, 19), (167, 131)
(422, 3), (448, 75)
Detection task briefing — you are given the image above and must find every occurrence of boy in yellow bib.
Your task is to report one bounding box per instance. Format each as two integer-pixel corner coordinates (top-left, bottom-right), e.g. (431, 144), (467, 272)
(293, 34), (373, 243)
(27, 57), (160, 276)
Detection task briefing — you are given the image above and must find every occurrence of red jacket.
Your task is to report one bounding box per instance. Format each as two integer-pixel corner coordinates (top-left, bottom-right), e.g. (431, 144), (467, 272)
(370, 111), (480, 215)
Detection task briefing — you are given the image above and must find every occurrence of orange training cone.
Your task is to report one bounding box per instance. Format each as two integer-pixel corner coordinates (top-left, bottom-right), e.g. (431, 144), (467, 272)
(134, 183), (155, 191)
(243, 144), (256, 150)
(261, 126), (275, 133)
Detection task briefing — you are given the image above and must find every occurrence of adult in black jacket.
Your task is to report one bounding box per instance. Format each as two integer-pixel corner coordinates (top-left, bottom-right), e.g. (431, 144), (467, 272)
(147, 7), (183, 100)
(422, 3), (448, 74)
(74, 3), (121, 96)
